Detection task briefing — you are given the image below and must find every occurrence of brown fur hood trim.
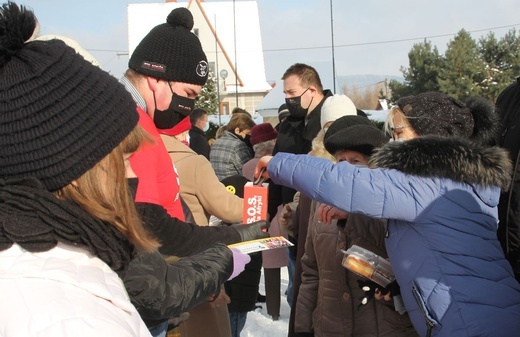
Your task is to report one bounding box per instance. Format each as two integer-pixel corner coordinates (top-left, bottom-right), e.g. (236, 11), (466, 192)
(369, 135), (512, 189)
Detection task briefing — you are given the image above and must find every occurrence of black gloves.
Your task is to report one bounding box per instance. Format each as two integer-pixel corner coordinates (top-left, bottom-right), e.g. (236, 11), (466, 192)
(232, 220), (270, 242)
(357, 279), (404, 313)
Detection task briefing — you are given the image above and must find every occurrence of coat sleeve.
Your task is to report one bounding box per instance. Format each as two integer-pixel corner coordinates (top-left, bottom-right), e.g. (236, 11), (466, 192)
(194, 155), (243, 223)
(136, 202), (240, 257)
(124, 243), (233, 322)
(267, 153), (439, 222)
(294, 212), (319, 334)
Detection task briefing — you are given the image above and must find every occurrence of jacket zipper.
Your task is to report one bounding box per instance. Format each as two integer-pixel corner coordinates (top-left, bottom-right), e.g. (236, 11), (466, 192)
(412, 285), (436, 337)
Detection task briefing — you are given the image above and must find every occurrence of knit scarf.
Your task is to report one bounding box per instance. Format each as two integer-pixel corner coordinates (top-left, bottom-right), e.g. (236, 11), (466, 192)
(0, 177), (133, 276)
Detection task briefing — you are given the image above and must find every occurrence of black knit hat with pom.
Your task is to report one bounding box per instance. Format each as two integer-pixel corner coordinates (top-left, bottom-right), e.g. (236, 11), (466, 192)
(129, 7), (209, 86)
(0, 2), (138, 191)
(397, 92), (471, 138)
(397, 92), (498, 145)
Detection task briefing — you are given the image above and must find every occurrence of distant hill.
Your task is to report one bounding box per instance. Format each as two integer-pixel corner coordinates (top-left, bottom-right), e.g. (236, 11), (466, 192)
(256, 74), (404, 112)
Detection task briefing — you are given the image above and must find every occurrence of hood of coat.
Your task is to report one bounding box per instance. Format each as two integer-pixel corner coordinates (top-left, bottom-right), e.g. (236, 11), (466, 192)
(369, 135), (512, 190)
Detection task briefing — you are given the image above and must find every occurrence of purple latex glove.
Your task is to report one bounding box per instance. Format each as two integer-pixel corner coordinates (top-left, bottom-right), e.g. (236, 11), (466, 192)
(228, 248), (251, 280)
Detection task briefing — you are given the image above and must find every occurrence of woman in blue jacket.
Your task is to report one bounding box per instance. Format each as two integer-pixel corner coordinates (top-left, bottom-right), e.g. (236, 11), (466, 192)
(255, 92), (520, 337)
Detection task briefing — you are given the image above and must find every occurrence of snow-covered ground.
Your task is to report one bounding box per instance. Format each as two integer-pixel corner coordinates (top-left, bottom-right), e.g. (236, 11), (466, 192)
(242, 267), (291, 337)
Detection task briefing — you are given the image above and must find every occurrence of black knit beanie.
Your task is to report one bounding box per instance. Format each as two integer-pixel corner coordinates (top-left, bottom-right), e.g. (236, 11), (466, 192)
(325, 125), (388, 156)
(129, 7), (209, 86)
(397, 92), (474, 139)
(0, 2), (138, 191)
(324, 115), (375, 142)
(278, 103), (290, 122)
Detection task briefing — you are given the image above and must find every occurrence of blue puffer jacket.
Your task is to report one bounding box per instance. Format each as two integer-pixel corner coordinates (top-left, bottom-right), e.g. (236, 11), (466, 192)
(267, 136), (520, 337)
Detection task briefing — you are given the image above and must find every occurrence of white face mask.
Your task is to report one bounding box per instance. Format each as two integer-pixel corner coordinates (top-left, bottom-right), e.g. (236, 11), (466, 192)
(389, 138), (404, 143)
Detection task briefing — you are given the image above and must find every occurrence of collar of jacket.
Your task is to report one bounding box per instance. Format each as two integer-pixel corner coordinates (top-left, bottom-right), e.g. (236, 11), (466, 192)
(306, 89), (333, 122)
(369, 135), (512, 189)
(285, 90), (334, 141)
(222, 130), (241, 140)
(190, 125), (205, 135)
(161, 134), (196, 155)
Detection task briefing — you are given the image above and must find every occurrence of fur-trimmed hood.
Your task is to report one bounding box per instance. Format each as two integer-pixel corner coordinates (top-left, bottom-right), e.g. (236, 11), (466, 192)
(369, 136), (512, 190)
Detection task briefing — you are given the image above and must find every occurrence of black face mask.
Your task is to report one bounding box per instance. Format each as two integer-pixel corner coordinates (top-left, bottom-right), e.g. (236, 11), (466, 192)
(127, 177), (139, 201)
(243, 134), (252, 148)
(153, 90), (195, 130)
(285, 87), (311, 120)
(236, 132), (253, 150)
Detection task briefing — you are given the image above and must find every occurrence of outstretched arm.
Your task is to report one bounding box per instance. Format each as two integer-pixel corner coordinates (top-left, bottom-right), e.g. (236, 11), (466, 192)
(124, 243), (233, 322)
(137, 202), (268, 257)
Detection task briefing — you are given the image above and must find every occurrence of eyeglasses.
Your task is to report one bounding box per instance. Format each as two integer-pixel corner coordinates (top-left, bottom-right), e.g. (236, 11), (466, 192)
(390, 126), (410, 132)
(390, 125), (410, 141)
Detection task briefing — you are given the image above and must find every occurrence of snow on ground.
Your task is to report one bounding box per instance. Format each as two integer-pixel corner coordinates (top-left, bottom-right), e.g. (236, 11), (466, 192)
(242, 267), (291, 337)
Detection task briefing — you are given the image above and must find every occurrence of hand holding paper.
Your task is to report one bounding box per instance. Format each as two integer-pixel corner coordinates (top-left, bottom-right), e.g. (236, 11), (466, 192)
(233, 220), (270, 242)
(228, 247), (251, 280)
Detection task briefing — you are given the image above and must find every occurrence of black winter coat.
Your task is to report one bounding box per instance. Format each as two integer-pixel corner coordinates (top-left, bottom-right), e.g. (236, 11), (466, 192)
(189, 126), (210, 160)
(269, 90), (333, 217)
(496, 77), (520, 281)
(123, 202), (241, 327)
(125, 243), (233, 328)
(137, 202), (240, 257)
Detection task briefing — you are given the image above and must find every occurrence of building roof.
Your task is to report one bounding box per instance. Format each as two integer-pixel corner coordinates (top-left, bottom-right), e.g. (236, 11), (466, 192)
(127, 0), (272, 93)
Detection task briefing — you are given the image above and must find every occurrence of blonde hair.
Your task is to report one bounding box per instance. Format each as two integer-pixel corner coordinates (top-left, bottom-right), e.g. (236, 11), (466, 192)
(215, 125), (226, 139)
(384, 107), (406, 138)
(124, 68), (147, 86)
(56, 125), (159, 252)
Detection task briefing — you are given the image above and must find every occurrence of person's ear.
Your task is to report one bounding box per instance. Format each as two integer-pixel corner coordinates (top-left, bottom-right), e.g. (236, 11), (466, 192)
(146, 76), (161, 92)
(308, 85), (317, 97)
(234, 127), (241, 135)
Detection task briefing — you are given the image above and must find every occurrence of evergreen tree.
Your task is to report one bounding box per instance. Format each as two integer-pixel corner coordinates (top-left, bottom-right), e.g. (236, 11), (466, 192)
(389, 40), (443, 102)
(438, 29), (483, 100)
(195, 70), (219, 115)
(391, 28), (519, 103)
(478, 29), (520, 100)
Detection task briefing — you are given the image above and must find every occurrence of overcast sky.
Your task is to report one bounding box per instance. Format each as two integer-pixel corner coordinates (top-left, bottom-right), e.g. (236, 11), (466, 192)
(21, 0), (520, 90)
